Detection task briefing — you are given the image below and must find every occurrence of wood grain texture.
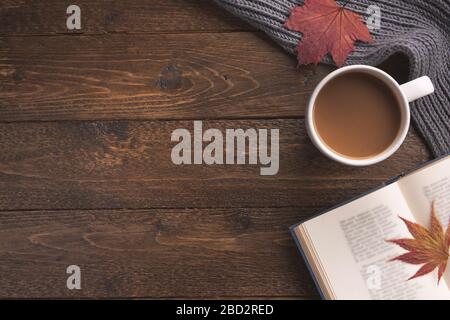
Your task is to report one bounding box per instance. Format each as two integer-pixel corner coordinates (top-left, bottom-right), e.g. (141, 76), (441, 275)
(0, 119), (429, 211)
(0, 0), (431, 300)
(0, 0), (251, 35)
(0, 207), (320, 298)
(0, 33), (333, 122)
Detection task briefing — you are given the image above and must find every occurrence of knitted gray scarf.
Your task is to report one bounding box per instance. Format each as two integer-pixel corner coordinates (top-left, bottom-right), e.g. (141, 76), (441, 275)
(214, 0), (449, 157)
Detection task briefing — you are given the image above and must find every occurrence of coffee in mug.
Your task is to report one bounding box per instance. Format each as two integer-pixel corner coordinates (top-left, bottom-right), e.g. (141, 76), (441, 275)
(306, 65), (435, 166)
(313, 72), (401, 159)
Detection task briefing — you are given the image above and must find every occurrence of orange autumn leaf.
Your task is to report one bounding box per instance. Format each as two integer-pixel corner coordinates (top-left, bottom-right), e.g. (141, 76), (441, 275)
(284, 0), (372, 66)
(387, 202), (450, 284)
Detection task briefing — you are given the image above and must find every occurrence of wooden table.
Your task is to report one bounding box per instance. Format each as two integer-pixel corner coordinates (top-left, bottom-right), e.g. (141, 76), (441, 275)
(0, 0), (431, 299)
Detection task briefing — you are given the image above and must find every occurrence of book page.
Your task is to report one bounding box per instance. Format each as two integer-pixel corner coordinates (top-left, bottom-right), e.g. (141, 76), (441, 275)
(398, 156), (450, 288)
(303, 182), (450, 299)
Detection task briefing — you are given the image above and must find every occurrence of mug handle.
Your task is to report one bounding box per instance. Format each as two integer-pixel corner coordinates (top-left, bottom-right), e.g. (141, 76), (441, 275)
(399, 76), (434, 103)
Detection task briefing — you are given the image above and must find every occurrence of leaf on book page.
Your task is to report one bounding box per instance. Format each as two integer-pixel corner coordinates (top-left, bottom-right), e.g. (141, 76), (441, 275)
(284, 0), (372, 66)
(387, 202), (450, 284)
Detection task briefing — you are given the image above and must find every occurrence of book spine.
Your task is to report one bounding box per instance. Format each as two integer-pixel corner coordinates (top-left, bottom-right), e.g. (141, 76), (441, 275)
(289, 226), (325, 300)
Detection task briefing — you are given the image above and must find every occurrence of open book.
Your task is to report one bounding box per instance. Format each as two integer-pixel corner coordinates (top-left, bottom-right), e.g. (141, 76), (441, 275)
(291, 154), (450, 300)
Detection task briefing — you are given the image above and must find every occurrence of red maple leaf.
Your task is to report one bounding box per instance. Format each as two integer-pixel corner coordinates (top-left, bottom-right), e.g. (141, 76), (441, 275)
(387, 202), (450, 284)
(284, 0), (372, 66)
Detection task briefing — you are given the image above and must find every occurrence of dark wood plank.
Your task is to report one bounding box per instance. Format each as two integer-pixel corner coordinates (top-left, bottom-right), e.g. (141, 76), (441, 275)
(0, 0), (250, 35)
(0, 33), (332, 122)
(0, 206), (319, 298)
(0, 119), (429, 211)
(0, 0), (427, 301)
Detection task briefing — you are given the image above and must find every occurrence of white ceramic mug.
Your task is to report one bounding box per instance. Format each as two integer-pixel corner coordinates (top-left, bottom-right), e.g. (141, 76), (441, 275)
(306, 65), (434, 166)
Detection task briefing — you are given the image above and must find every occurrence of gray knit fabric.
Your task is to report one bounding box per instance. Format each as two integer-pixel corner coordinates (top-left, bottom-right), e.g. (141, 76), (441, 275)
(214, 0), (450, 156)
